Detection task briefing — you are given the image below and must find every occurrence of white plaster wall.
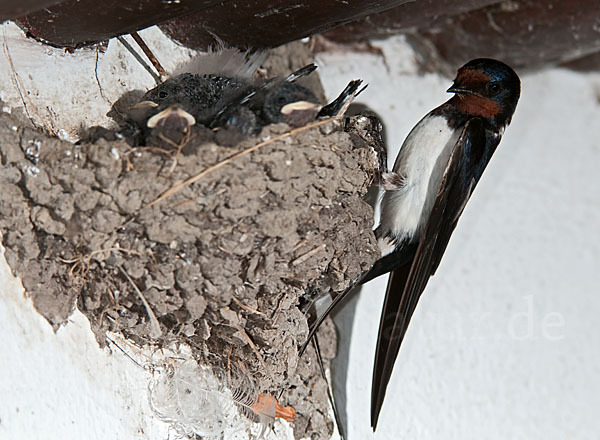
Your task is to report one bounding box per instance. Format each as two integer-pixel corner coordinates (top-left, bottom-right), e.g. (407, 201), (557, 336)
(317, 37), (600, 439)
(0, 22), (193, 139)
(0, 249), (172, 439)
(0, 247), (296, 440)
(1, 23), (599, 439)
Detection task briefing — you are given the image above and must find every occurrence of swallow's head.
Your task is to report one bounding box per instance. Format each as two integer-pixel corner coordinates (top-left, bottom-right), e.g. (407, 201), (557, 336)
(127, 74), (199, 124)
(263, 82), (320, 126)
(448, 58), (520, 125)
(142, 73), (199, 106)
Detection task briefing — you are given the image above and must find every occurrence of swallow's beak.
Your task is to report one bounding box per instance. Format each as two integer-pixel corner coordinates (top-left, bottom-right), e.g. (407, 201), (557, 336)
(280, 101), (321, 115)
(447, 83), (472, 95)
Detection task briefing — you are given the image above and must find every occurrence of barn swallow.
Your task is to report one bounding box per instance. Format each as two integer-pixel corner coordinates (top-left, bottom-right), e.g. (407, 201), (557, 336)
(129, 73), (252, 128)
(212, 64), (321, 132)
(301, 58), (520, 430)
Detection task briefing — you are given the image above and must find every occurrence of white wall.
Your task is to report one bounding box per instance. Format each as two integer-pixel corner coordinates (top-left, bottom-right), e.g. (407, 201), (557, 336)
(0, 258), (172, 438)
(317, 37), (600, 439)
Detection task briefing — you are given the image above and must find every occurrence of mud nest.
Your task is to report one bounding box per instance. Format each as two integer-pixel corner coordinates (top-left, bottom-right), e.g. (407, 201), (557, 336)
(0, 92), (380, 437)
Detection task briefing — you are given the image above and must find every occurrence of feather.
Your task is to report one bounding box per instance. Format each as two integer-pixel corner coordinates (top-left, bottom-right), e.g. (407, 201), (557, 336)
(172, 47), (267, 80)
(251, 393), (297, 422)
(149, 359), (291, 439)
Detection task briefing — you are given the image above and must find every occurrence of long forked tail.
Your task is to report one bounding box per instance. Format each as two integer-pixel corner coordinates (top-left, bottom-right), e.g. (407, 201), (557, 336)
(300, 241), (418, 356)
(299, 275), (365, 356)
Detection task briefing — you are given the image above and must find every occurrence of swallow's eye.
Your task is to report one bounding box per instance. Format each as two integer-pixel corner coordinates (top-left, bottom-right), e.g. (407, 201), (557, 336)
(158, 90), (169, 99)
(278, 96), (287, 105)
(487, 82), (501, 96)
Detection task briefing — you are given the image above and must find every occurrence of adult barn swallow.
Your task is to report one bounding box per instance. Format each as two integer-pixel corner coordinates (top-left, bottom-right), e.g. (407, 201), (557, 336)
(301, 58), (520, 430)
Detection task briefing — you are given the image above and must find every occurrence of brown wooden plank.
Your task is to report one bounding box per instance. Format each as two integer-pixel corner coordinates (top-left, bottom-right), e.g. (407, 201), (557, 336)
(17, 0), (410, 49)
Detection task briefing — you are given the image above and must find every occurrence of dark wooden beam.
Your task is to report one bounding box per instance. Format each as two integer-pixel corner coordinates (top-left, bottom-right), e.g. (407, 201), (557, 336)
(324, 0), (600, 70)
(414, 0), (600, 69)
(16, 0), (411, 49)
(12, 0), (600, 71)
(0, 0), (62, 20)
(17, 0), (225, 48)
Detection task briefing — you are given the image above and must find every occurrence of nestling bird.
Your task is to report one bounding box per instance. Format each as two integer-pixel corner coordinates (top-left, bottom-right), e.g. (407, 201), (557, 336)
(127, 60), (365, 147)
(301, 58), (521, 430)
(127, 73), (252, 138)
(213, 64), (321, 133)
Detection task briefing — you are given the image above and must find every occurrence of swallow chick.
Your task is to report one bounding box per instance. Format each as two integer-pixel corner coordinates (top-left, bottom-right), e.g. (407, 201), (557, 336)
(214, 64), (365, 134)
(301, 58), (520, 430)
(213, 64), (321, 134)
(126, 72), (257, 150)
(129, 62), (365, 148)
(213, 80), (321, 135)
(130, 66), (318, 141)
(262, 82), (321, 127)
(130, 73), (252, 126)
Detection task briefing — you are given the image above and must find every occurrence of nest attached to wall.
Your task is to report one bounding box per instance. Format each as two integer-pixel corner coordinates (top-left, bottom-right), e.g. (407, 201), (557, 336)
(0, 92), (380, 437)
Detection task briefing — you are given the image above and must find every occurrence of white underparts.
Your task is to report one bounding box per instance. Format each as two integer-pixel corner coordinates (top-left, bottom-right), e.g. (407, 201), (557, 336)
(377, 114), (460, 254)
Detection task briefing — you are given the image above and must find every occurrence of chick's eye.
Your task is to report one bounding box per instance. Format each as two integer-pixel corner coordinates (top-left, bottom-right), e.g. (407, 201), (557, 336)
(277, 96), (287, 105)
(487, 83), (501, 96)
(158, 91), (169, 99)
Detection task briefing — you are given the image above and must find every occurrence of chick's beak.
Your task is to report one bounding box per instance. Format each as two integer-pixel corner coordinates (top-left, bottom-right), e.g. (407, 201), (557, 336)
(280, 101), (321, 115)
(146, 105), (195, 128)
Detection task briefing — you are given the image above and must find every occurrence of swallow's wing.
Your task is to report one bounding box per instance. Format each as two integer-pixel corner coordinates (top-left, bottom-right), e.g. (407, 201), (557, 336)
(299, 270), (366, 356)
(371, 117), (497, 429)
(239, 63), (318, 106)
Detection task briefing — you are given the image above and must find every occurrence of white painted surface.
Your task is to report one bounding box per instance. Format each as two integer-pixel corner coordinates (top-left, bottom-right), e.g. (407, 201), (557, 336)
(0, 247), (171, 439)
(317, 37), (600, 439)
(0, 22), (193, 139)
(0, 23), (599, 439)
(0, 245), (296, 439)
